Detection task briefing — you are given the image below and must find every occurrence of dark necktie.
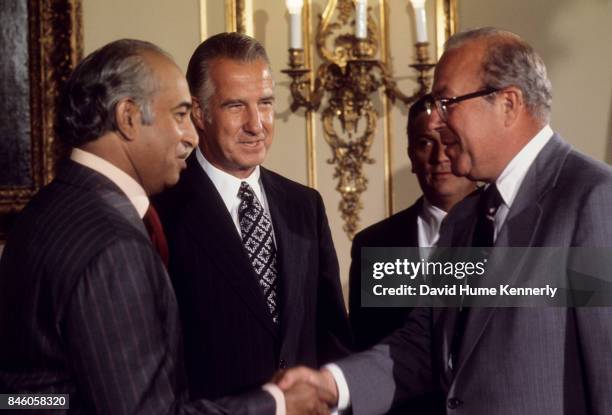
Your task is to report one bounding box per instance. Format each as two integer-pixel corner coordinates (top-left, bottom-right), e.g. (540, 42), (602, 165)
(471, 183), (503, 248)
(143, 205), (169, 268)
(238, 182), (279, 324)
(449, 184), (503, 371)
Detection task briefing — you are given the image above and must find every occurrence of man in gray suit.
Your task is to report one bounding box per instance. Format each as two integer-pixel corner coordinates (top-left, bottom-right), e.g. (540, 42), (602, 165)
(276, 27), (612, 414)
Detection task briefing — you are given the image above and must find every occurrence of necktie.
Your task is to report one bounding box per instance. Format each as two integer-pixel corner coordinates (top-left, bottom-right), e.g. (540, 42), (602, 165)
(471, 183), (503, 247)
(238, 182), (279, 324)
(449, 184), (503, 371)
(143, 205), (169, 268)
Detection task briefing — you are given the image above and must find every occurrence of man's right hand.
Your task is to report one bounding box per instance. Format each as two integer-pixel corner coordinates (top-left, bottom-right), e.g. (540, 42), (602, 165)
(284, 380), (335, 415)
(275, 366), (339, 413)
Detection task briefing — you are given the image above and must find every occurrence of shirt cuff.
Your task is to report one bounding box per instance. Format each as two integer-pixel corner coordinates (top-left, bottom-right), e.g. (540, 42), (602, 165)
(323, 363), (350, 411)
(262, 383), (286, 415)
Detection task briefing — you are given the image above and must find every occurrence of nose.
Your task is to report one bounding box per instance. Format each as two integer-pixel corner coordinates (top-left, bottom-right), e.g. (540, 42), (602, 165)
(432, 141), (449, 164)
(243, 105), (263, 135)
(183, 116), (198, 150)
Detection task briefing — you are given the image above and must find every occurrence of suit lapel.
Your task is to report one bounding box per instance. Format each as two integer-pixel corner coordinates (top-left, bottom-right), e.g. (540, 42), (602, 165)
(260, 168), (306, 345)
(453, 134), (572, 378)
(180, 157), (279, 337)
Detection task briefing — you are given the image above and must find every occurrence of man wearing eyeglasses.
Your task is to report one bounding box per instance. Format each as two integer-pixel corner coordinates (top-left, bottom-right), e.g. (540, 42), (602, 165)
(275, 27), (612, 414)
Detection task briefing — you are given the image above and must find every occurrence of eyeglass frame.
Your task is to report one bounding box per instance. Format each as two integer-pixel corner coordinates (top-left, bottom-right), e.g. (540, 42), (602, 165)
(424, 87), (501, 121)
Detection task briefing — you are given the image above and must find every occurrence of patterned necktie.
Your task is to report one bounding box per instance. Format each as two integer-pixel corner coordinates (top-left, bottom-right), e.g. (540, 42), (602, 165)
(238, 182), (279, 324)
(449, 184), (503, 371)
(143, 205), (169, 268)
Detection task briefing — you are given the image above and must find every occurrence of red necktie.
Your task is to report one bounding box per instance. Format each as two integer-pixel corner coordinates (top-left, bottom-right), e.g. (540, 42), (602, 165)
(143, 205), (169, 268)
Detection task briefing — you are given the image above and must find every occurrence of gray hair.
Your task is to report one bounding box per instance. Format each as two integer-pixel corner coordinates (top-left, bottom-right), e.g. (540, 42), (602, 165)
(57, 39), (171, 147)
(445, 27), (552, 123)
(186, 32), (271, 113)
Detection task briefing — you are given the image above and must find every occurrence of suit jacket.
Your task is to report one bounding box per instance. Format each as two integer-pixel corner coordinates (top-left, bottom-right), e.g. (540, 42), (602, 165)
(0, 160), (274, 414)
(336, 134), (612, 414)
(348, 198), (443, 414)
(155, 154), (351, 400)
(348, 199), (421, 351)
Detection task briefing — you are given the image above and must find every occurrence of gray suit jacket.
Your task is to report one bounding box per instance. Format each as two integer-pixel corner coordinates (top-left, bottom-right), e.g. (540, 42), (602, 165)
(336, 134), (612, 414)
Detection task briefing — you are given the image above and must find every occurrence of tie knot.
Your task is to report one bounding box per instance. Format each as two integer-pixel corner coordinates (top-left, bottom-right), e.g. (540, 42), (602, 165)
(480, 184), (503, 217)
(238, 181), (255, 202)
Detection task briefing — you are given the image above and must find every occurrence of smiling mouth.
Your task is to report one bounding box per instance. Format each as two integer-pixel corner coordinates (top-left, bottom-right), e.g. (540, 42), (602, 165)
(239, 140), (264, 147)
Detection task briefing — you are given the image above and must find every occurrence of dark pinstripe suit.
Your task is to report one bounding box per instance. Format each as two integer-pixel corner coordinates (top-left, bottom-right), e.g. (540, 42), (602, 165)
(0, 160), (274, 414)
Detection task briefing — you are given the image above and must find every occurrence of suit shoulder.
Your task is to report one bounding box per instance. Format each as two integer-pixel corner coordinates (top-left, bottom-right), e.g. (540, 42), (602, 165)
(563, 150), (612, 185)
(353, 201), (421, 246)
(262, 167), (320, 200)
(13, 180), (148, 261)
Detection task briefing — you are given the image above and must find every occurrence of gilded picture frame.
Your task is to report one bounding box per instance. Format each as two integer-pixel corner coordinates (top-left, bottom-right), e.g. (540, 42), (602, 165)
(0, 0), (82, 241)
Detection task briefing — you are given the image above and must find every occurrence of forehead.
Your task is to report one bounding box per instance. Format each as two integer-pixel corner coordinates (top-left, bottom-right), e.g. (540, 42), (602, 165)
(148, 53), (191, 104)
(209, 58), (273, 95)
(432, 41), (485, 96)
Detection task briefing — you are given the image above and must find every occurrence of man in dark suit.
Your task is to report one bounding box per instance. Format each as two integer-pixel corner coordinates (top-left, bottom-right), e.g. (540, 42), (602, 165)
(347, 96), (475, 415)
(0, 39), (332, 415)
(155, 32), (351, 403)
(277, 27), (612, 414)
(348, 96), (475, 352)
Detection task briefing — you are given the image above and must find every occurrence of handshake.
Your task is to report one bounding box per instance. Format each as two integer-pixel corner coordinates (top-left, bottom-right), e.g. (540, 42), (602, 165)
(273, 366), (340, 415)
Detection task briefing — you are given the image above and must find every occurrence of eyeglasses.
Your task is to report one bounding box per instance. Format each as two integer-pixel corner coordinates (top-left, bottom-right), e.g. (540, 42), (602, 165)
(424, 87), (500, 122)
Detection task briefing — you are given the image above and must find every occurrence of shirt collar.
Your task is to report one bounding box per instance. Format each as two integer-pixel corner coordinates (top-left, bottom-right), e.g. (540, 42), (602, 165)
(70, 148), (149, 218)
(494, 124), (553, 208)
(421, 197), (447, 226)
(195, 147), (263, 211)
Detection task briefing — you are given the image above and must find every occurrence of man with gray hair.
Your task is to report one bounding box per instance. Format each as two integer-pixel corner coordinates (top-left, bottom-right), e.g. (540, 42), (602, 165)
(0, 38), (333, 414)
(275, 27), (612, 414)
(155, 31), (351, 410)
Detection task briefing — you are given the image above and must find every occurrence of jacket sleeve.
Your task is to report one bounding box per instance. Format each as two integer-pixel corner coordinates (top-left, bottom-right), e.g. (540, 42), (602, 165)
(62, 237), (275, 415)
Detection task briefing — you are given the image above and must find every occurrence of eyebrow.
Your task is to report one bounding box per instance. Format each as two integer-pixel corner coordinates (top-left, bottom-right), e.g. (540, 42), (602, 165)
(172, 101), (192, 111)
(220, 99), (245, 107)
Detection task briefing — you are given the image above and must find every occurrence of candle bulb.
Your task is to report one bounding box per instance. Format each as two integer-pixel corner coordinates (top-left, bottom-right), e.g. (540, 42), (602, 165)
(410, 0), (428, 43)
(286, 0), (304, 49)
(355, 0), (367, 39)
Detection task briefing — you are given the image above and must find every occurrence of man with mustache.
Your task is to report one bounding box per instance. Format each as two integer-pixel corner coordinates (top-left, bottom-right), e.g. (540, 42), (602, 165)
(277, 27), (612, 414)
(155, 32), (351, 411)
(0, 39), (332, 414)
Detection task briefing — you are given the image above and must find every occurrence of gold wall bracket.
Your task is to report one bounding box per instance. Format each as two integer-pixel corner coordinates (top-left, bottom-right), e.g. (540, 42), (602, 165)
(282, 0), (435, 239)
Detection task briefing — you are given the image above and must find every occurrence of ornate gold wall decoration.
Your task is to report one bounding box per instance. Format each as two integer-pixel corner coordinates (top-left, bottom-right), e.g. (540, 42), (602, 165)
(0, 0), (82, 240)
(282, 0), (435, 239)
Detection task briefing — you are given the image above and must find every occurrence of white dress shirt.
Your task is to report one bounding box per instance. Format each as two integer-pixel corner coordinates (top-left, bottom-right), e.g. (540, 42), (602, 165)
(195, 148), (284, 415)
(328, 124), (554, 412)
(195, 148), (277, 242)
(71, 148), (149, 218)
(491, 124), (553, 240)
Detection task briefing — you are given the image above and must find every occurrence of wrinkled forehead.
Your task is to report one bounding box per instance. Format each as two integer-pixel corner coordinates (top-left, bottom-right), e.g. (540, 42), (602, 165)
(432, 42), (486, 96)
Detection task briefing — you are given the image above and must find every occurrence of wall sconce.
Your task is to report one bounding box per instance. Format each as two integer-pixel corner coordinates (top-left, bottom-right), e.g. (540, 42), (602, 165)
(282, 0), (435, 239)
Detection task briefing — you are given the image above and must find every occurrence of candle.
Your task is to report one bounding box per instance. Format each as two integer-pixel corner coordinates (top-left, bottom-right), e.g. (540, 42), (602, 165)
(355, 0), (367, 39)
(410, 0), (428, 43)
(286, 0), (304, 49)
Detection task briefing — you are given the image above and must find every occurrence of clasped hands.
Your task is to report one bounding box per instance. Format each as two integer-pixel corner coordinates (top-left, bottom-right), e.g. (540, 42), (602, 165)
(273, 366), (339, 415)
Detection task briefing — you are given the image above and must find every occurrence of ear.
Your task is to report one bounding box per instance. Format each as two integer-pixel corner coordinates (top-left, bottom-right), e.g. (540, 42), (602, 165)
(191, 96), (207, 131)
(499, 86), (522, 127)
(115, 98), (142, 141)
